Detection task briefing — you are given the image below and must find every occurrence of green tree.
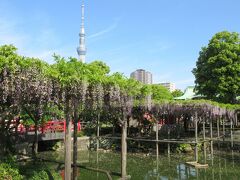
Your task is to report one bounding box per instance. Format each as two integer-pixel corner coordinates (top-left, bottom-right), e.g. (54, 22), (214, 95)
(52, 55), (89, 180)
(192, 31), (240, 103)
(151, 84), (173, 101)
(0, 45), (20, 153)
(19, 57), (52, 156)
(172, 89), (184, 98)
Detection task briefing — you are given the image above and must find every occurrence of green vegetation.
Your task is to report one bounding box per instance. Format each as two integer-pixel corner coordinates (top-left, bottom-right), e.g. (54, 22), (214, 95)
(0, 36), (239, 179)
(171, 89), (184, 98)
(77, 131), (85, 137)
(193, 31), (240, 104)
(0, 155), (61, 180)
(177, 144), (192, 153)
(0, 163), (23, 180)
(151, 84), (173, 101)
(0, 44), (239, 155)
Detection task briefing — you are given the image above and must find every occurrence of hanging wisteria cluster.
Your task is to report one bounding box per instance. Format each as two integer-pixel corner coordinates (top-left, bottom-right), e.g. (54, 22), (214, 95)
(0, 45), (239, 153)
(147, 100), (239, 125)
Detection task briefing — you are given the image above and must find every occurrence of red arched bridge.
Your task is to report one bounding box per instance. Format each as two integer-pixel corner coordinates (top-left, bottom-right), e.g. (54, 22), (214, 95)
(15, 120), (82, 142)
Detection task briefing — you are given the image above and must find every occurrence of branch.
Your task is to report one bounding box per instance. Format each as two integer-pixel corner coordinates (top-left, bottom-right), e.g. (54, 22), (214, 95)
(118, 117), (124, 126)
(23, 107), (35, 122)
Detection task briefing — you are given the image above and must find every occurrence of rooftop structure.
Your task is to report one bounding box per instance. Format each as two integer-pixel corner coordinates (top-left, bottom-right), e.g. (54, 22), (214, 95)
(174, 86), (202, 100)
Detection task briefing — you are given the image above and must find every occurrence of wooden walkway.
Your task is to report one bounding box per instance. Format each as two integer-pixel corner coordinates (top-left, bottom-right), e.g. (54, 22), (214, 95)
(185, 161), (208, 168)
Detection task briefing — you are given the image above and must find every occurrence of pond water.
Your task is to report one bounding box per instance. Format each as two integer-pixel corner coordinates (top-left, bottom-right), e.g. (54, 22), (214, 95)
(39, 150), (240, 180)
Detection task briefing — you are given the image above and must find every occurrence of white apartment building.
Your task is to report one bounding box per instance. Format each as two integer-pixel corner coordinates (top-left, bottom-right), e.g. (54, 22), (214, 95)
(130, 69), (152, 84)
(159, 82), (176, 92)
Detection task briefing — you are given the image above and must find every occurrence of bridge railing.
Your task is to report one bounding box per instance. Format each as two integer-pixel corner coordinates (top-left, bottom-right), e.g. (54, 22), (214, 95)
(14, 120), (82, 134)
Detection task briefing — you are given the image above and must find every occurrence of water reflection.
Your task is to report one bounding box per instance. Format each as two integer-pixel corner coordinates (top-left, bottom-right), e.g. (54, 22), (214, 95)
(144, 163), (196, 180)
(144, 168), (163, 180)
(38, 150), (240, 180)
(142, 151), (240, 180)
(177, 163), (196, 179)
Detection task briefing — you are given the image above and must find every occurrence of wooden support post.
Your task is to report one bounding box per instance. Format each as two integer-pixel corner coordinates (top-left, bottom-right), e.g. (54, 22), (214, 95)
(156, 155), (159, 176)
(224, 158), (227, 170)
(97, 151), (99, 179)
(121, 120), (127, 179)
(167, 125), (170, 156)
(203, 119), (206, 164)
(196, 168), (199, 180)
(231, 150), (235, 168)
(211, 152), (214, 166)
(64, 100), (71, 180)
(185, 165), (189, 179)
(210, 118), (213, 156)
(156, 121), (159, 158)
(236, 114), (238, 127)
(223, 119), (225, 141)
(217, 117), (220, 149)
(204, 169), (207, 180)
(230, 118), (233, 149)
(155, 119), (159, 179)
(96, 111), (101, 179)
(211, 165), (214, 180)
(97, 113), (100, 151)
(194, 112), (198, 162)
(178, 164), (181, 180)
(218, 157), (222, 180)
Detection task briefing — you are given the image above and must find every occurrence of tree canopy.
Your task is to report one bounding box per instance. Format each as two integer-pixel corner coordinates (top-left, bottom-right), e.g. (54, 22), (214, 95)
(192, 31), (240, 104)
(151, 84), (173, 101)
(0, 44), (239, 156)
(171, 89), (184, 98)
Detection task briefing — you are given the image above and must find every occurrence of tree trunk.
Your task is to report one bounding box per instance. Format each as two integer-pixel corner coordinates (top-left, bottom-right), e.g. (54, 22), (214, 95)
(64, 98), (72, 180)
(73, 100), (79, 180)
(32, 120), (39, 157)
(112, 123), (115, 135)
(24, 108), (39, 157)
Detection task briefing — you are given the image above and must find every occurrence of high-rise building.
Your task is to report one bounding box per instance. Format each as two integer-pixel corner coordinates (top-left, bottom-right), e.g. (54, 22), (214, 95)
(159, 82), (176, 92)
(77, 3), (86, 63)
(130, 69), (152, 84)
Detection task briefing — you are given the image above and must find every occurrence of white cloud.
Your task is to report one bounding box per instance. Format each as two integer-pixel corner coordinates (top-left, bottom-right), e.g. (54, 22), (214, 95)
(88, 22), (118, 39)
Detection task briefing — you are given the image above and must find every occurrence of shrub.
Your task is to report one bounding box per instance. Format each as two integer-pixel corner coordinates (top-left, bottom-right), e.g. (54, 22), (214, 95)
(31, 170), (61, 180)
(0, 163), (23, 180)
(77, 131), (85, 137)
(177, 144), (192, 153)
(31, 170), (49, 180)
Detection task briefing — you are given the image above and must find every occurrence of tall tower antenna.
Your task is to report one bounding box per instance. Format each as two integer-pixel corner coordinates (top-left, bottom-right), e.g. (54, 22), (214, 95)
(77, 1), (86, 63)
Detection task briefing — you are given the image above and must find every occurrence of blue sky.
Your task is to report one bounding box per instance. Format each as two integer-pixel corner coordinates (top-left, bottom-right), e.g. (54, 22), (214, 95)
(0, 0), (239, 90)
